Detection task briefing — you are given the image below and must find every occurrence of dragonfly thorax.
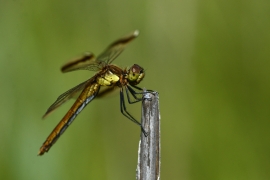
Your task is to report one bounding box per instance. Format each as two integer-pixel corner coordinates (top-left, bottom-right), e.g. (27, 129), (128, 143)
(127, 64), (145, 85)
(97, 71), (120, 86)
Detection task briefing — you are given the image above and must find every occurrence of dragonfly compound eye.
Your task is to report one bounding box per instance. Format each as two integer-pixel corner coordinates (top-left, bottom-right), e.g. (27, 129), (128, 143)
(127, 64), (145, 85)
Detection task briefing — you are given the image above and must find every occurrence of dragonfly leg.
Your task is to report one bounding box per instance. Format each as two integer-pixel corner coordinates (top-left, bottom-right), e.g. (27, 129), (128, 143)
(125, 85), (143, 104)
(130, 85), (154, 93)
(128, 85), (154, 101)
(120, 88), (148, 137)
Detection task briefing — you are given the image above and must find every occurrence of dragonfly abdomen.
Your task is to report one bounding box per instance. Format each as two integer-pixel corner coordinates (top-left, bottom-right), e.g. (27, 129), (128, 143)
(59, 94), (96, 135)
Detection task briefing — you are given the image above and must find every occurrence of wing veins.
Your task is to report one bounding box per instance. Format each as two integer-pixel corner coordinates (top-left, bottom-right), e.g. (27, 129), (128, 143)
(96, 30), (139, 65)
(43, 79), (91, 118)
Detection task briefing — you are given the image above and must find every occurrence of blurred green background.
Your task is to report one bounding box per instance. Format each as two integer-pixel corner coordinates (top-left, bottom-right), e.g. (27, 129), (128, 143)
(1, 0), (270, 179)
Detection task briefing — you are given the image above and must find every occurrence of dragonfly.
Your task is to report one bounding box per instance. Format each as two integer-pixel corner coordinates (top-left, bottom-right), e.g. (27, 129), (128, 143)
(38, 30), (152, 155)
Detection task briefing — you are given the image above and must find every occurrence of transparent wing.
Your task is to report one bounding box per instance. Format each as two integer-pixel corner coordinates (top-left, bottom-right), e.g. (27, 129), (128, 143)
(61, 30), (139, 73)
(39, 82), (100, 155)
(96, 30), (139, 65)
(61, 52), (102, 73)
(42, 78), (95, 118)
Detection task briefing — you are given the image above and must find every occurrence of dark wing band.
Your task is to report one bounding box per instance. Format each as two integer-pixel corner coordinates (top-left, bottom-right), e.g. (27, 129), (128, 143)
(97, 30), (139, 65)
(61, 52), (101, 73)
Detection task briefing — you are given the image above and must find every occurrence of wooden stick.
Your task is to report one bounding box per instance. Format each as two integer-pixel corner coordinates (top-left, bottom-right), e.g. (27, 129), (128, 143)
(136, 91), (160, 180)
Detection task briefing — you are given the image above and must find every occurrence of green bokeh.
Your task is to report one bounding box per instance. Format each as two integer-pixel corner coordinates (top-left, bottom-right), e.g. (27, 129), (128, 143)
(0, 0), (269, 179)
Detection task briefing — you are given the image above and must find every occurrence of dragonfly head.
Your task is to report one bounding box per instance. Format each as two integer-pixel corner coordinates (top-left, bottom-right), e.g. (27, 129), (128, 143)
(127, 64), (145, 85)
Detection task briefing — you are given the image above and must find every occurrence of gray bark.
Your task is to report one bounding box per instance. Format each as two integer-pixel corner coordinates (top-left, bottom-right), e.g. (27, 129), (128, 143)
(136, 91), (160, 180)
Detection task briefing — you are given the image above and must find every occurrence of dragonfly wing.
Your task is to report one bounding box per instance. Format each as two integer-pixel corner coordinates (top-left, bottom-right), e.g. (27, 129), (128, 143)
(61, 30), (139, 73)
(61, 52), (101, 73)
(39, 82), (100, 155)
(42, 79), (92, 118)
(97, 30), (139, 65)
